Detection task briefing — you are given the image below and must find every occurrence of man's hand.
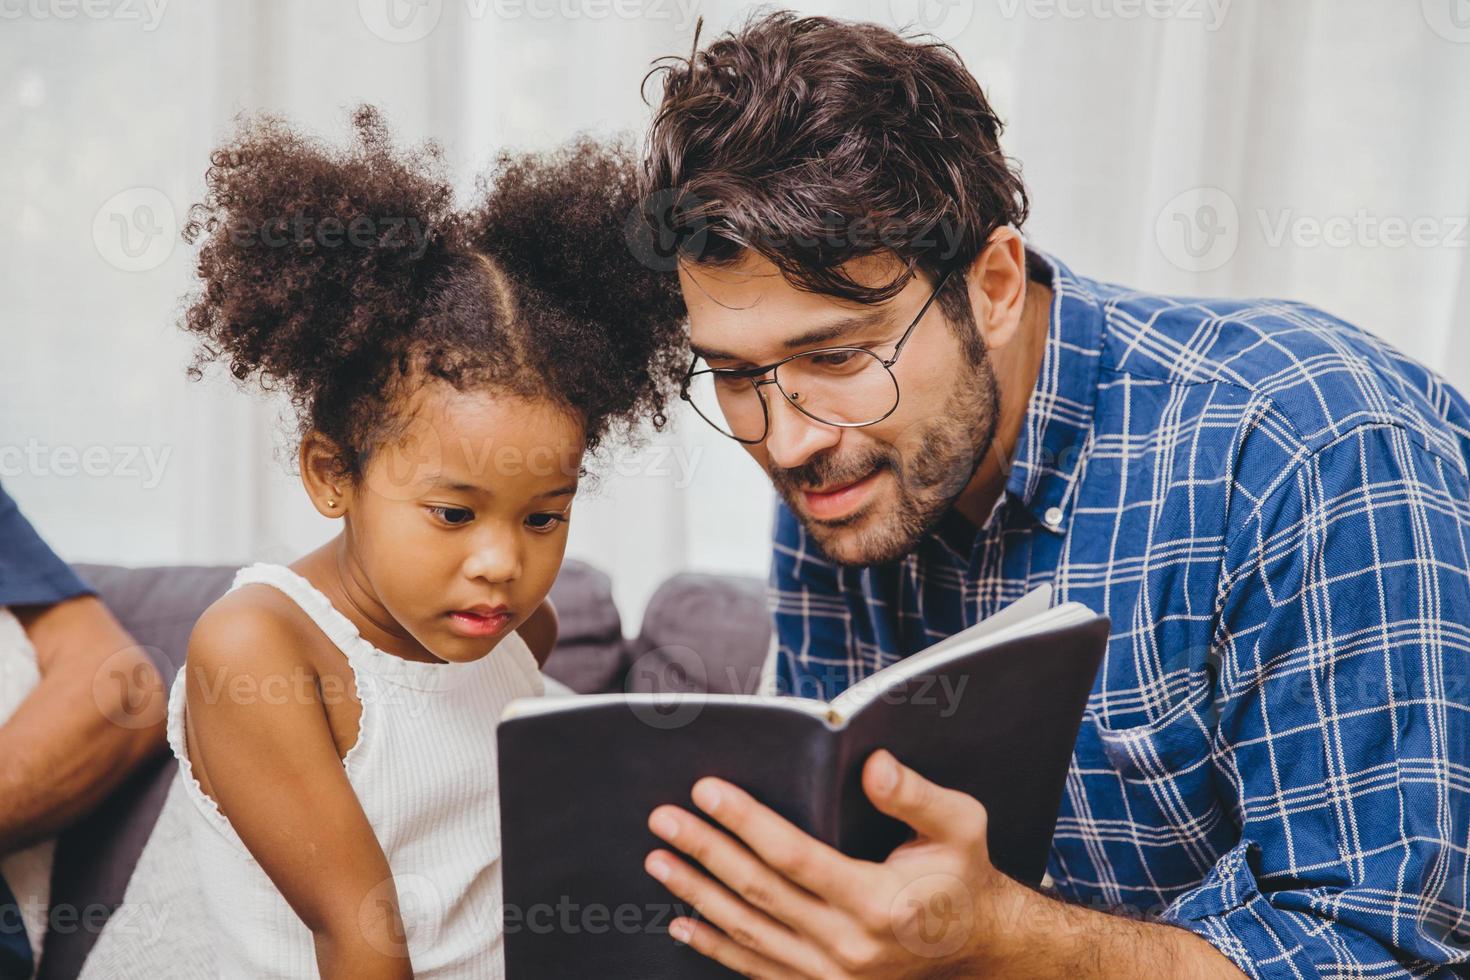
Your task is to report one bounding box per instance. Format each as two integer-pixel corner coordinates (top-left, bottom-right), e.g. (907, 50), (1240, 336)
(644, 749), (1248, 979)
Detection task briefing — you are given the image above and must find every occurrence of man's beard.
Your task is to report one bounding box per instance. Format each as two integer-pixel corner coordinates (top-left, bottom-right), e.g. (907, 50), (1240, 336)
(769, 352), (1000, 566)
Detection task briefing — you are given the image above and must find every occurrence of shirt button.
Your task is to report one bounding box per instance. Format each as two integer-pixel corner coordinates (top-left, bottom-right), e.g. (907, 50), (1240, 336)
(1043, 507), (1064, 528)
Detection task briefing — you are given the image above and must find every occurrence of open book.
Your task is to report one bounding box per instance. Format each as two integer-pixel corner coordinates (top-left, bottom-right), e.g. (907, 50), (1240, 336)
(497, 587), (1109, 979)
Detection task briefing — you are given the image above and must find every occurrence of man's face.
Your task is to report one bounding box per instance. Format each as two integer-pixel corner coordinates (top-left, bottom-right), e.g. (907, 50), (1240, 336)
(680, 252), (999, 566)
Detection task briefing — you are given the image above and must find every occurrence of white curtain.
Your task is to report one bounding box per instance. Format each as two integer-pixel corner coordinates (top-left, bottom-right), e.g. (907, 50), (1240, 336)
(3, 0), (1466, 630)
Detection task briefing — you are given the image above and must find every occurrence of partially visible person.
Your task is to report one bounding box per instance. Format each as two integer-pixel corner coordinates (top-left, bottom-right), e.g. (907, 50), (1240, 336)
(166, 108), (686, 979)
(0, 481), (166, 979)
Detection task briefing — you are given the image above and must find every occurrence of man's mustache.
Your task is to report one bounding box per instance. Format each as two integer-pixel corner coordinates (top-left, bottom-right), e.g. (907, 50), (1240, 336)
(769, 447), (897, 495)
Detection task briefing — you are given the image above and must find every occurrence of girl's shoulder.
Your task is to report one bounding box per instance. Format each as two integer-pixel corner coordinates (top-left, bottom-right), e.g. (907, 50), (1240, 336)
(186, 580), (338, 685)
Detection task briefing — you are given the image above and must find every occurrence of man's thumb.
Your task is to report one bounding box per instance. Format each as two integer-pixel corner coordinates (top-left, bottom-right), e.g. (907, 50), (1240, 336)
(862, 749), (987, 844)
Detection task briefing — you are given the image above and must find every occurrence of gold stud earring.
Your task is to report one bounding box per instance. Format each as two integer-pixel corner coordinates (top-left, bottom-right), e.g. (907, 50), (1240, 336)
(327, 500), (337, 508)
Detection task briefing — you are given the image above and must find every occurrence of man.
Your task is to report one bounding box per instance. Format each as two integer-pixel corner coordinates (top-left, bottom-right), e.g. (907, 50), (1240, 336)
(0, 481), (165, 977)
(635, 12), (1470, 978)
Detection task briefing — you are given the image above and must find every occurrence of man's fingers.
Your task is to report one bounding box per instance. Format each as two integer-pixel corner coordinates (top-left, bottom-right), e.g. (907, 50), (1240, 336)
(682, 778), (875, 906)
(667, 915), (808, 980)
(648, 803), (841, 934)
(862, 750), (988, 845)
(644, 848), (832, 978)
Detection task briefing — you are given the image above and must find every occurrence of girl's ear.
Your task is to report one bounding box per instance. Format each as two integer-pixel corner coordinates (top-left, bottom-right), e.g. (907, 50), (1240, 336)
(300, 431), (350, 518)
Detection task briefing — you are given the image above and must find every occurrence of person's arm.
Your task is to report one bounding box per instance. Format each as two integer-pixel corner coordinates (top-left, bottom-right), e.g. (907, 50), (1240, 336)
(0, 594), (166, 853)
(1143, 423), (1470, 975)
(517, 596), (559, 668)
(644, 752), (1246, 978)
(184, 595), (412, 980)
(645, 424), (1470, 977)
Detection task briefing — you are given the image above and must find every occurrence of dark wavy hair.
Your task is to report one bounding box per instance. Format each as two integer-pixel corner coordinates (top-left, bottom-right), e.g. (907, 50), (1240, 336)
(181, 106), (687, 480)
(642, 10), (1029, 321)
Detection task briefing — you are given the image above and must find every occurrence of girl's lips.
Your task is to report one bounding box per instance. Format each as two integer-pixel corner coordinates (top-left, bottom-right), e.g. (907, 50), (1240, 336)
(446, 609), (513, 638)
(800, 468), (885, 521)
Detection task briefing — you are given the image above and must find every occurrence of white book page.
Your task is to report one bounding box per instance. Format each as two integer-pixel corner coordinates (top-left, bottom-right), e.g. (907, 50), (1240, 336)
(907, 585), (1053, 661)
(828, 595), (1094, 720)
(500, 691), (835, 722)
(501, 587), (1090, 727)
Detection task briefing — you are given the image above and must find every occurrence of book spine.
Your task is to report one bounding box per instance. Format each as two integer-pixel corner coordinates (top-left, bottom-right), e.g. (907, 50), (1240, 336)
(813, 726), (845, 847)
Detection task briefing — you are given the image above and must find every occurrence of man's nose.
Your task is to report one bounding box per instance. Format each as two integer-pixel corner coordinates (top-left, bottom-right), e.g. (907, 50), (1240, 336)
(762, 385), (841, 470)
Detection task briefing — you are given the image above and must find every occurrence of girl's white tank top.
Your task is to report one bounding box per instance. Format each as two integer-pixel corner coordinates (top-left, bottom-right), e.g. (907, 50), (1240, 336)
(166, 562), (543, 978)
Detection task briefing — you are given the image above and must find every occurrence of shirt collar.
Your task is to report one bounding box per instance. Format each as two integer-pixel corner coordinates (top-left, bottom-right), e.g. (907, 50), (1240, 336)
(1000, 246), (1105, 534)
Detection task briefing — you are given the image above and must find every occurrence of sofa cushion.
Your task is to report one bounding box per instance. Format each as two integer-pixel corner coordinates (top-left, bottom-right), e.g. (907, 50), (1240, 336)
(544, 560), (628, 694)
(70, 564), (238, 682)
(626, 572), (771, 696)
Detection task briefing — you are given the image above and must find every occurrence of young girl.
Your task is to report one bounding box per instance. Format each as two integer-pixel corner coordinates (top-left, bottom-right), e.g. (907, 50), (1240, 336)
(167, 107), (685, 979)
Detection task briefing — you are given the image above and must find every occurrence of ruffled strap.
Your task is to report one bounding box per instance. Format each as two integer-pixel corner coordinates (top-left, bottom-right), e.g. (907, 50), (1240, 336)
(229, 563), (471, 691)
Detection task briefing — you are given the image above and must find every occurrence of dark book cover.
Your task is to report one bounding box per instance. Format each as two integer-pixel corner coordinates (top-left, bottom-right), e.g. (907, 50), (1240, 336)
(497, 607), (1108, 978)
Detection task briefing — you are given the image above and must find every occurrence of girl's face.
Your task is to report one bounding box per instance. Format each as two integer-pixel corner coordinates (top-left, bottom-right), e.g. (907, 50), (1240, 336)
(335, 383), (586, 664)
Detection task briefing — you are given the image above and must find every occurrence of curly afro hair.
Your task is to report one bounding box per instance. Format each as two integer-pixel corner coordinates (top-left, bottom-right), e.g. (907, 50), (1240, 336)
(181, 105), (687, 480)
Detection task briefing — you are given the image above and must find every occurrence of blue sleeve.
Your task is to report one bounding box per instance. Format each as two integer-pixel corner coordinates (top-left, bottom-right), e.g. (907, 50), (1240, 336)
(1158, 424), (1470, 977)
(0, 480), (94, 607)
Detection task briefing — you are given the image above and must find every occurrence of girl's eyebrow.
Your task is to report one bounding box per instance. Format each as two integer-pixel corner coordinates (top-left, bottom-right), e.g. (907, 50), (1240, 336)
(430, 481), (578, 498)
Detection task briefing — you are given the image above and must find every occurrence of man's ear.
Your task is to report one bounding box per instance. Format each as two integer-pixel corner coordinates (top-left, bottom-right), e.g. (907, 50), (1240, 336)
(299, 431), (349, 518)
(961, 227), (1029, 353)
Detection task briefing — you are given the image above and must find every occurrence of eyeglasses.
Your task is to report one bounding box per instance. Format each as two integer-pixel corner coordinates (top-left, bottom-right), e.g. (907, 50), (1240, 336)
(680, 268), (953, 445)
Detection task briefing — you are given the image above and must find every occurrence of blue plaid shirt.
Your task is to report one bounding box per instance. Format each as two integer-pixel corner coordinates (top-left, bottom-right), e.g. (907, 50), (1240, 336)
(770, 249), (1470, 978)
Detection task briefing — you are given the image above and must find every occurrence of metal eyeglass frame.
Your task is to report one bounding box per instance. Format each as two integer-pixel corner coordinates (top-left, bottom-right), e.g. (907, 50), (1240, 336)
(679, 267), (954, 445)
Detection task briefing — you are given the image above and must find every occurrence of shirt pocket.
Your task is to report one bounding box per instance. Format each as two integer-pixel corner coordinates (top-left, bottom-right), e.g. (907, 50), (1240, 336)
(1089, 673), (1237, 878)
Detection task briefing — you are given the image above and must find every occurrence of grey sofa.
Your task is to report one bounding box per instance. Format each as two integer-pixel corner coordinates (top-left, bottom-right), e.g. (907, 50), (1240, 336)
(38, 560), (771, 978)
